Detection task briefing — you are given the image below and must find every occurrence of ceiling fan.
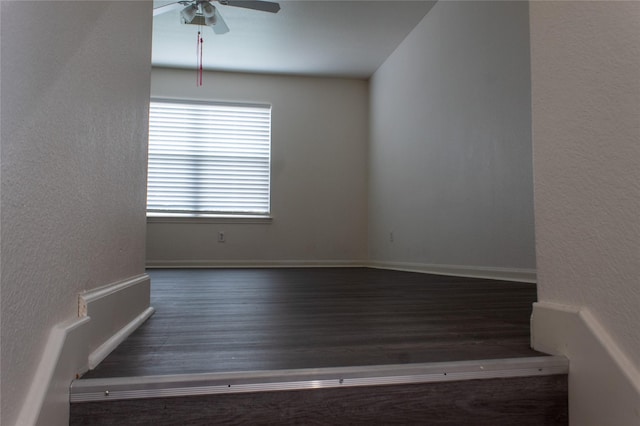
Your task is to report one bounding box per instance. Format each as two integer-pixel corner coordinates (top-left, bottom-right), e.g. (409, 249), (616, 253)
(153, 0), (281, 35)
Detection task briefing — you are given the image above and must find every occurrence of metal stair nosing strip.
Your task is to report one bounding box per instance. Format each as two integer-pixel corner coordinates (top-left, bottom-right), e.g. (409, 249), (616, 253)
(70, 355), (569, 403)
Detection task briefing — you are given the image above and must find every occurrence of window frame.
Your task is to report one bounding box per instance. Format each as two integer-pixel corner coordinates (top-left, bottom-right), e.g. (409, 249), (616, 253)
(146, 98), (273, 222)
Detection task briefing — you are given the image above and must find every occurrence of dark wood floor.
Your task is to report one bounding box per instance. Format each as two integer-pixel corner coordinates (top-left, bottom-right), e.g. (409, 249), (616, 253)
(83, 268), (542, 379)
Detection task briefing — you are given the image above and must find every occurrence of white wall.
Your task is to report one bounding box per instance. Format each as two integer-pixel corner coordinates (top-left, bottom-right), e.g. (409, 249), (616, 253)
(530, 0), (640, 373)
(0, 2), (152, 425)
(529, 1), (640, 424)
(368, 1), (535, 276)
(147, 69), (369, 266)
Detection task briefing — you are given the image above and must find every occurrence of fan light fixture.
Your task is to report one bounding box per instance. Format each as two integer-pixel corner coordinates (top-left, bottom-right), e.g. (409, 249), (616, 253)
(201, 2), (218, 26)
(180, 4), (198, 23)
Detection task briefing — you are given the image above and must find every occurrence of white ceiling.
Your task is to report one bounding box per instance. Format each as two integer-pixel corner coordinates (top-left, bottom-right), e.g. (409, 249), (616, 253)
(152, 0), (436, 78)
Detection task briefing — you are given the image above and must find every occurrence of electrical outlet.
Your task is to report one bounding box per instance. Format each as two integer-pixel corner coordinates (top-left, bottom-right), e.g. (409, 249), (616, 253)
(218, 231), (225, 243)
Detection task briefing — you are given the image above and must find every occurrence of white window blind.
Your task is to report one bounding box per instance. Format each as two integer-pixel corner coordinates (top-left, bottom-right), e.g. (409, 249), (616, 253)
(147, 99), (271, 216)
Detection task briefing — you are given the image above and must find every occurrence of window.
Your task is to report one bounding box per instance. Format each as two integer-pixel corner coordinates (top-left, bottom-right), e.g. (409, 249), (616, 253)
(147, 99), (271, 217)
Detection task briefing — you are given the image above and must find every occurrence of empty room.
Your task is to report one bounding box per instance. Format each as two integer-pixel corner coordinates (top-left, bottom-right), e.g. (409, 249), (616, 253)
(1, 1), (638, 426)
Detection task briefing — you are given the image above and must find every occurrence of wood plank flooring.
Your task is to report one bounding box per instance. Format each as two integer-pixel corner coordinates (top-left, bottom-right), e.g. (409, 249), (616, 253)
(82, 268), (542, 379)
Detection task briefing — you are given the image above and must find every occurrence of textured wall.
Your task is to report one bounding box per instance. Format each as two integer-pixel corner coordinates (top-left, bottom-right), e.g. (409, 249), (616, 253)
(147, 69), (369, 265)
(0, 2), (152, 424)
(530, 1), (640, 370)
(368, 1), (535, 270)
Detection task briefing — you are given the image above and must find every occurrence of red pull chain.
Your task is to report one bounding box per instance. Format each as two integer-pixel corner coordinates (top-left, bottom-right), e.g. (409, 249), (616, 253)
(196, 30), (200, 86)
(196, 30), (204, 87)
(199, 34), (204, 86)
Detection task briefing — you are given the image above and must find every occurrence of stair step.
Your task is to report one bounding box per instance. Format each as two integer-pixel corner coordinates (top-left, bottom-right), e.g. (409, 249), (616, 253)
(71, 355), (567, 402)
(71, 376), (568, 426)
(70, 356), (568, 425)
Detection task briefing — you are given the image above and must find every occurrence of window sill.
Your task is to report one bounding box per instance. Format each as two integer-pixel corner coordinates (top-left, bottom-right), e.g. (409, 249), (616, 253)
(147, 214), (273, 224)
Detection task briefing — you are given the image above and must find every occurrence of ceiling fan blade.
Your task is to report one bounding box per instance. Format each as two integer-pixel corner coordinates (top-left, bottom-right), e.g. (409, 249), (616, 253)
(221, 0), (280, 13)
(153, 2), (187, 17)
(210, 8), (230, 34)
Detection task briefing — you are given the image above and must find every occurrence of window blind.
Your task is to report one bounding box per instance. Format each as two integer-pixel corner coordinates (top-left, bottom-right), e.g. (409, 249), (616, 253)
(147, 99), (271, 216)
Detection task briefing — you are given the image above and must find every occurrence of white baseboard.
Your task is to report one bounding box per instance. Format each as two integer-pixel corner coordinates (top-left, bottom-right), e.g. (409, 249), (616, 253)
(88, 307), (155, 370)
(79, 274), (151, 361)
(16, 274), (152, 426)
(146, 260), (536, 283)
(531, 302), (640, 426)
(146, 260), (366, 268)
(368, 261), (537, 283)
